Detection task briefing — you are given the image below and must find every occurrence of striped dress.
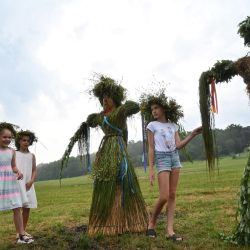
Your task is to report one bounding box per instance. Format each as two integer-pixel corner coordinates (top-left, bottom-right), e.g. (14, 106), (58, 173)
(0, 148), (22, 211)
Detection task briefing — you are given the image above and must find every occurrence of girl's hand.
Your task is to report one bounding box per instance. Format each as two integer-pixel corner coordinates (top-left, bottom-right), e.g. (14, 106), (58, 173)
(149, 168), (155, 186)
(16, 171), (23, 180)
(192, 126), (202, 136)
(26, 181), (33, 191)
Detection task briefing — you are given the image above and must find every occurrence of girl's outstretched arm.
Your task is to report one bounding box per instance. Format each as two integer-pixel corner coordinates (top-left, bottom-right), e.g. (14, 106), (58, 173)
(175, 126), (202, 150)
(147, 130), (155, 186)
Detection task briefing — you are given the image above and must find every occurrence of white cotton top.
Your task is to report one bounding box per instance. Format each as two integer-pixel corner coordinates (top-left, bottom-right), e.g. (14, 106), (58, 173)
(147, 121), (179, 152)
(16, 151), (37, 208)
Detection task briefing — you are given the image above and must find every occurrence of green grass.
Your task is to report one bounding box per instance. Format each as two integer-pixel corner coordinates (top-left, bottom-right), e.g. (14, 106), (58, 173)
(0, 154), (250, 249)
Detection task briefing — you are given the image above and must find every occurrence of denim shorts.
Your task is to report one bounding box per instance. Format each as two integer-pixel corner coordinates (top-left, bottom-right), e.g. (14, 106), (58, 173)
(155, 150), (182, 174)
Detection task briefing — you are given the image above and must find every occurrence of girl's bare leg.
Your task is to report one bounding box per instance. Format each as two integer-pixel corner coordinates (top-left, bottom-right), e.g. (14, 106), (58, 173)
(148, 171), (170, 229)
(166, 168), (180, 236)
(22, 208), (30, 231)
(13, 208), (25, 235)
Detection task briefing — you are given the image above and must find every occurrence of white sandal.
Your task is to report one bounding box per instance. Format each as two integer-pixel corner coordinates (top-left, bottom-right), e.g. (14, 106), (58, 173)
(16, 232), (33, 240)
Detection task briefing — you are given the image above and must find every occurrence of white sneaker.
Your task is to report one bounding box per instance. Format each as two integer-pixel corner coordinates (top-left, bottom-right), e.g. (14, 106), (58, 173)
(17, 235), (34, 244)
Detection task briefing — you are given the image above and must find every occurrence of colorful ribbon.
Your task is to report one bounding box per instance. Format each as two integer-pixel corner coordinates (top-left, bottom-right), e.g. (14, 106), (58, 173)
(86, 126), (91, 173)
(102, 116), (134, 207)
(141, 113), (147, 172)
(211, 79), (218, 113)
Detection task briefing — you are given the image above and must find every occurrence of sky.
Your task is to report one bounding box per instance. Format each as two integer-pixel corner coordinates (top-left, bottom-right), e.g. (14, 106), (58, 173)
(0, 0), (249, 164)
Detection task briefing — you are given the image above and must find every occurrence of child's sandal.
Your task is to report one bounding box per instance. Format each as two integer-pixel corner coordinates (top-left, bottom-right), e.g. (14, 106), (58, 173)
(24, 232), (33, 239)
(17, 234), (34, 244)
(16, 232), (33, 240)
(166, 234), (183, 241)
(146, 229), (157, 238)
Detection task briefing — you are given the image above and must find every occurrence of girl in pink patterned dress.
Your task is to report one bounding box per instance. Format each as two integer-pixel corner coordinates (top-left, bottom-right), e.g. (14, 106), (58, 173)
(0, 123), (33, 244)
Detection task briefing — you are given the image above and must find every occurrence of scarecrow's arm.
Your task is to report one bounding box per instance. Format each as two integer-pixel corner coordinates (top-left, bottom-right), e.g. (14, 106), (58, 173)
(119, 101), (140, 118)
(60, 121), (89, 178)
(87, 113), (102, 128)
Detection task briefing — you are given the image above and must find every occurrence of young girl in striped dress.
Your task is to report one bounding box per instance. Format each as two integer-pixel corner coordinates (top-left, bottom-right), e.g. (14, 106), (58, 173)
(0, 122), (33, 244)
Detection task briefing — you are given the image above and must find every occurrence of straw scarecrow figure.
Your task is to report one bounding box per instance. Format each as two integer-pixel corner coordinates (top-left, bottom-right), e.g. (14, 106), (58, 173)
(199, 17), (250, 245)
(61, 75), (148, 235)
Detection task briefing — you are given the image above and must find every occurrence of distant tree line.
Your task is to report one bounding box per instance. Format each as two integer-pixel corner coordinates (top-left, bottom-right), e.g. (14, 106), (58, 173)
(37, 124), (250, 181)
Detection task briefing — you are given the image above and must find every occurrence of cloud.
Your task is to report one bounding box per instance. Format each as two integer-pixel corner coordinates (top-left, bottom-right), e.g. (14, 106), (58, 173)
(0, 0), (65, 120)
(0, 0), (249, 164)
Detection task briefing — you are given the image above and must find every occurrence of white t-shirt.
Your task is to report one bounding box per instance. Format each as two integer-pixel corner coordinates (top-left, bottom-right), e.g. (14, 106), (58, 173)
(147, 121), (178, 152)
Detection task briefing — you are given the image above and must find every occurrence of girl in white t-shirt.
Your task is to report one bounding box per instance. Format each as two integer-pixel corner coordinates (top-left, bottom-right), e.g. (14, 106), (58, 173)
(141, 93), (202, 240)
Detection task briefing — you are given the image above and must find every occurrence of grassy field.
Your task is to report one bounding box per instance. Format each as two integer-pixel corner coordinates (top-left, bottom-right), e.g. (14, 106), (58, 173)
(0, 154), (250, 250)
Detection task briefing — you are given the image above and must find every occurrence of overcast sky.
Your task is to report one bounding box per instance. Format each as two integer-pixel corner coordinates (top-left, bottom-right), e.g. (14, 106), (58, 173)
(0, 0), (249, 164)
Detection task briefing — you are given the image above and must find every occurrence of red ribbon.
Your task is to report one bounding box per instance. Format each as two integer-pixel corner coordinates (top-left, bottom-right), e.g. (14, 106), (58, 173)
(211, 79), (218, 113)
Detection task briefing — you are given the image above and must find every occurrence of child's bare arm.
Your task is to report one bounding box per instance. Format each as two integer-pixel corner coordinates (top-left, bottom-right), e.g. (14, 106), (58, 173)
(147, 130), (155, 186)
(31, 154), (37, 182)
(26, 154), (36, 190)
(11, 151), (23, 180)
(175, 126), (202, 149)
